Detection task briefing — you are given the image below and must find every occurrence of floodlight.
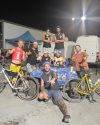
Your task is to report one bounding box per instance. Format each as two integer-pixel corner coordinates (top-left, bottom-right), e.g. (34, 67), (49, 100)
(72, 17), (75, 21)
(81, 16), (86, 21)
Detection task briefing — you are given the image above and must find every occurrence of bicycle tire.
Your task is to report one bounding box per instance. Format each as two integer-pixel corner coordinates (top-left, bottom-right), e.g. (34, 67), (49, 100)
(95, 82), (100, 96)
(0, 73), (7, 93)
(0, 82), (6, 93)
(62, 79), (85, 103)
(16, 76), (39, 101)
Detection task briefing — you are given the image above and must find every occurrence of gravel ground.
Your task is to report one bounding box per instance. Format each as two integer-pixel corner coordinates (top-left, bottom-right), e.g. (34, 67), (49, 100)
(0, 68), (100, 125)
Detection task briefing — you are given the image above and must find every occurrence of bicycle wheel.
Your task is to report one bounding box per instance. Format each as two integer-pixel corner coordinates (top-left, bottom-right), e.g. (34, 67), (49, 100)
(16, 76), (39, 101)
(62, 79), (85, 103)
(95, 82), (100, 96)
(0, 73), (7, 93)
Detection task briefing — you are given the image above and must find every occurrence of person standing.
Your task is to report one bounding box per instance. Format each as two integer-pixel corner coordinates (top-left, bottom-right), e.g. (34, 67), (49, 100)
(38, 62), (70, 123)
(6, 40), (26, 84)
(27, 42), (38, 65)
(26, 42), (39, 73)
(6, 40), (26, 71)
(54, 26), (65, 56)
(72, 45), (89, 78)
(42, 28), (52, 54)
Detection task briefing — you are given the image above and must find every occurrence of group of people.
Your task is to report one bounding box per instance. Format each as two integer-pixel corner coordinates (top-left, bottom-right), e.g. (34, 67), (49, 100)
(2, 26), (89, 123)
(5, 40), (70, 123)
(25, 43), (66, 73)
(42, 26), (65, 56)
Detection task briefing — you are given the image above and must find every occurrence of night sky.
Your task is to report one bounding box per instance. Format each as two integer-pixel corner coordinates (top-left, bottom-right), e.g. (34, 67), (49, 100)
(0, 0), (100, 40)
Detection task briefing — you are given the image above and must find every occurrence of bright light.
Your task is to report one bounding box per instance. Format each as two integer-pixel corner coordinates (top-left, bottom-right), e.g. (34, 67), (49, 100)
(81, 16), (86, 21)
(72, 17), (75, 21)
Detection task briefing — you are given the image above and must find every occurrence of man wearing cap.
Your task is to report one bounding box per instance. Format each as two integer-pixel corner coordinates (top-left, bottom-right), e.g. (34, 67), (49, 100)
(38, 62), (70, 123)
(26, 42), (39, 72)
(54, 51), (65, 67)
(39, 51), (53, 66)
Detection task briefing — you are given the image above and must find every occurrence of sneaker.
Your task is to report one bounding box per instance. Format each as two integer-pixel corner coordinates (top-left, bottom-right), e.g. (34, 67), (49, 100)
(44, 99), (49, 102)
(12, 88), (16, 93)
(13, 92), (18, 96)
(62, 115), (71, 123)
(37, 98), (42, 102)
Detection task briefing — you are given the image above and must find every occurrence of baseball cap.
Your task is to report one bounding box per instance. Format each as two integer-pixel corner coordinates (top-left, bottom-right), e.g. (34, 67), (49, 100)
(54, 50), (62, 54)
(43, 61), (51, 66)
(58, 51), (62, 53)
(44, 50), (49, 54)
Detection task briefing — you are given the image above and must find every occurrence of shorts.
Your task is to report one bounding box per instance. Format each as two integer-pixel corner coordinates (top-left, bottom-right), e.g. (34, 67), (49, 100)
(10, 64), (21, 72)
(46, 90), (62, 103)
(43, 47), (53, 55)
(9, 64), (22, 84)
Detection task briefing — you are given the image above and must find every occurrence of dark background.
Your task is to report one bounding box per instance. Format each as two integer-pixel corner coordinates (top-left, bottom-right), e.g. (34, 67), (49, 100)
(0, 0), (100, 41)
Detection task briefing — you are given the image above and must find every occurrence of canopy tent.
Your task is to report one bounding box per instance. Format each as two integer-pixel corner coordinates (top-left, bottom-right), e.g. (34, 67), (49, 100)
(5, 31), (37, 50)
(5, 31), (37, 42)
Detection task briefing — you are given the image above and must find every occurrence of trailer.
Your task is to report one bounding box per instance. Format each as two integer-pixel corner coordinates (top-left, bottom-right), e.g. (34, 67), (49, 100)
(0, 20), (44, 49)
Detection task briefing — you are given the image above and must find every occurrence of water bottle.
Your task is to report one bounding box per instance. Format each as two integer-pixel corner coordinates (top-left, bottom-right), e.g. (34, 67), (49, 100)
(26, 63), (33, 73)
(89, 79), (93, 87)
(70, 66), (73, 72)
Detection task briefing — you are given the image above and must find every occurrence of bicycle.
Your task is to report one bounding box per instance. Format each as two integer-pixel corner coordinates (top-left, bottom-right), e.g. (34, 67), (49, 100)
(62, 72), (100, 103)
(0, 65), (39, 101)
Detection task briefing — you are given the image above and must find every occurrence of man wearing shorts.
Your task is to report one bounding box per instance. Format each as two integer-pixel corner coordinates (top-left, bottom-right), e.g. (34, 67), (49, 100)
(72, 45), (89, 78)
(6, 40), (26, 83)
(42, 28), (52, 54)
(38, 62), (70, 123)
(54, 26), (65, 56)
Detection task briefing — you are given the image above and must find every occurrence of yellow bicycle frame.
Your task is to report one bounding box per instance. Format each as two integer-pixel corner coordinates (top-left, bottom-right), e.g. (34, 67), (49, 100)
(77, 73), (100, 96)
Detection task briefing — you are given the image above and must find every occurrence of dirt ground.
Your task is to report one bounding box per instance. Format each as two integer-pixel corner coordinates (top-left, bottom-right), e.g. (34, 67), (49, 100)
(0, 69), (100, 125)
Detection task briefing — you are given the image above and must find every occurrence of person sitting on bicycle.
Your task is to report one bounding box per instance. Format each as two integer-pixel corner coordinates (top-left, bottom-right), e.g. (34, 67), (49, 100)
(38, 62), (70, 123)
(6, 40), (27, 83)
(72, 45), (89, 78)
